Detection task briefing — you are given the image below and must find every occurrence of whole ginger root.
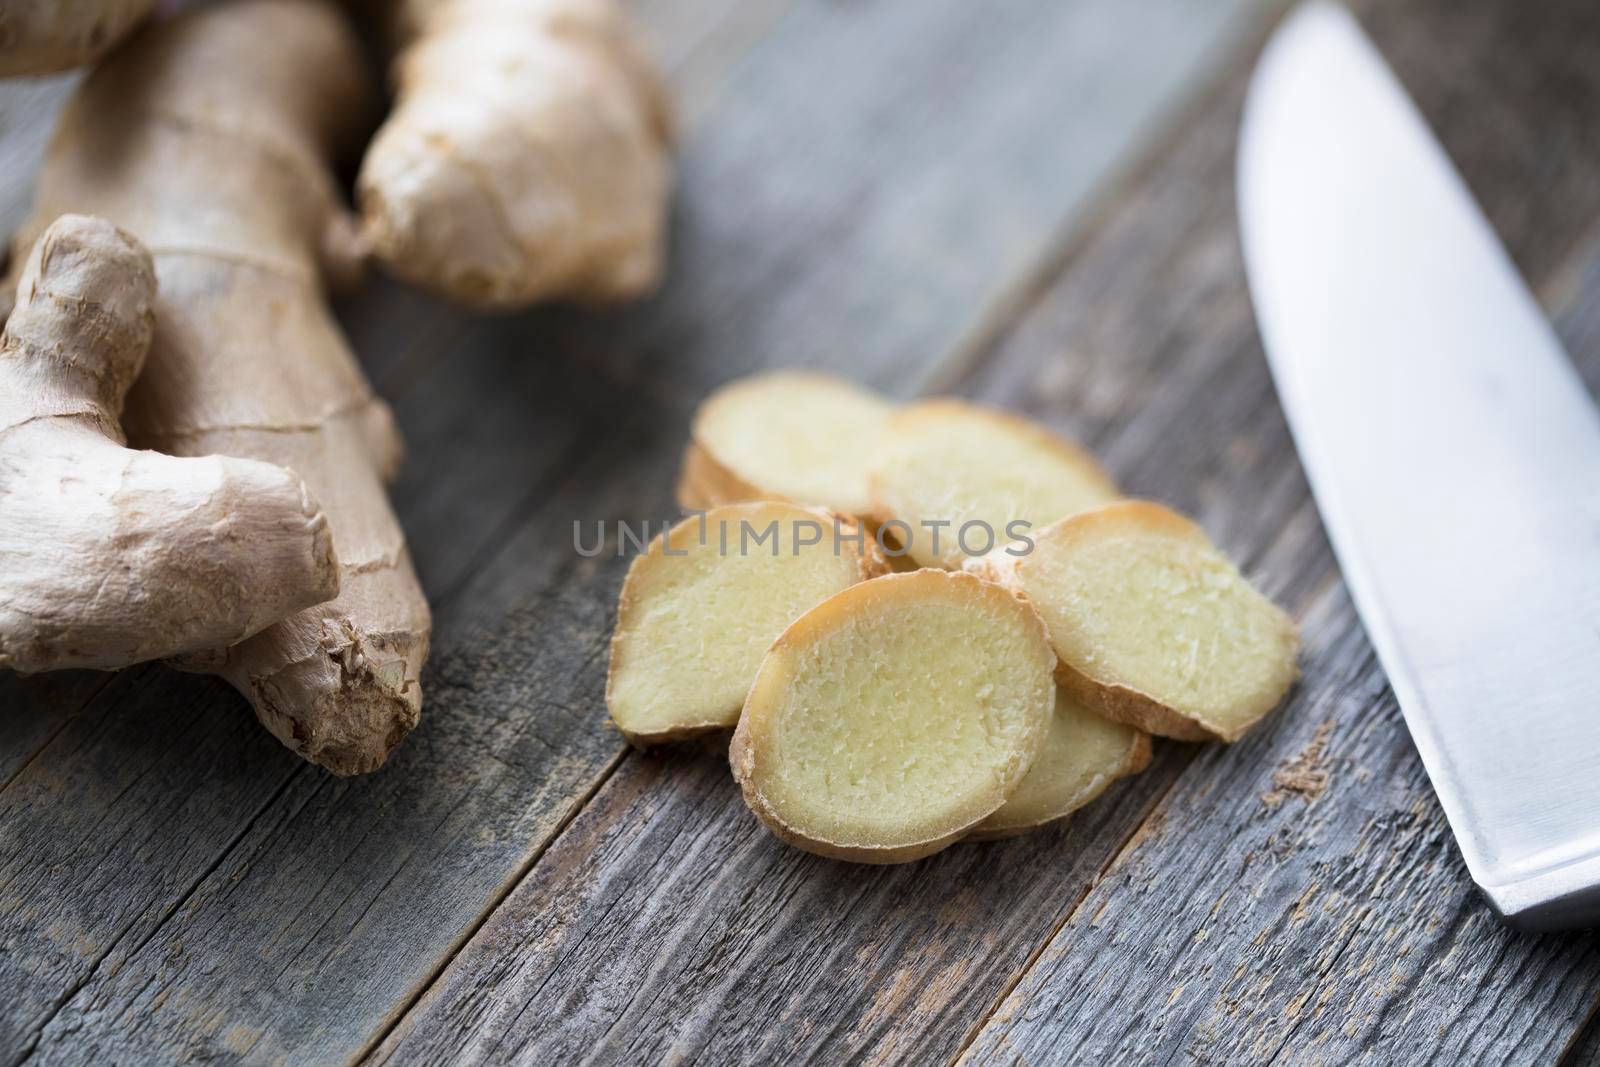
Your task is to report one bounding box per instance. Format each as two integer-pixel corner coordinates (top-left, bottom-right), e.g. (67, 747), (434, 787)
(0, 0), (159, 77)
(0, 214), (338, 673)
(355, 0), (675, 308)
(14, 0), (431, 774)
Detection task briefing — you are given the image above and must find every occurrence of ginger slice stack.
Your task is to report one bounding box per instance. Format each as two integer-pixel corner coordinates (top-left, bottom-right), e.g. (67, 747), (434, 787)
(607, 370), (1299, 864)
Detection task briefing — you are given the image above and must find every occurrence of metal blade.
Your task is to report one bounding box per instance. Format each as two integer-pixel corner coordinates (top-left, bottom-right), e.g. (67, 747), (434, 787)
(1238, 2), (1600, 929)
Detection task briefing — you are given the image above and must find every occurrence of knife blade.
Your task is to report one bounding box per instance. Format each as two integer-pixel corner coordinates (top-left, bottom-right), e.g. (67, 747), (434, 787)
(1238, 1), (1600, 930)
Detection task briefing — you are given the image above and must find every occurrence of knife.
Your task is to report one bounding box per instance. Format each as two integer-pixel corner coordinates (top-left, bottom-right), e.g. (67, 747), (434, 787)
(1238, 2), (1600, 930)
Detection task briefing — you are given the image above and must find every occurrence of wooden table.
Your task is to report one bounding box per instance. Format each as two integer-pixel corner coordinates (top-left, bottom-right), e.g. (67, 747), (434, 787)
(3, 0), (1599, 1062)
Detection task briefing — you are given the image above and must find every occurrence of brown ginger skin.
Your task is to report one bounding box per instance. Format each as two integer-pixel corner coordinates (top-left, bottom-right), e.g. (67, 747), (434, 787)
(14, 0), (431, 774)
(0, 214), (339, 673)
(354, 0), (675, 308)
(0, 0), (158, 77)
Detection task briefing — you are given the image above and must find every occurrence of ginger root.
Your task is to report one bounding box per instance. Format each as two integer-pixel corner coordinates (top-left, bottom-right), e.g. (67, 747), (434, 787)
(0, 0), (158, 77)
(607, 502), (886, 745)
(730, 570), (1055, 864)
(354, 0), (674, 308)
(14, 0), (431, 774)
(975, 501), (1298, 742)
(1, 214), (338, 672)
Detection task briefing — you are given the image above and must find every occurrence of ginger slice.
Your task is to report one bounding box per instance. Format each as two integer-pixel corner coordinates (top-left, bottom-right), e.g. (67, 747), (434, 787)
(608, 502), (886, 745)
(681, 372), (894, 518)
(868, 398), (1119, 569)
(979, 501), (1298, 742)
(730, 569), (1056, 863)
(674, 440), (755, 512)
(968, 688), (1151, 840)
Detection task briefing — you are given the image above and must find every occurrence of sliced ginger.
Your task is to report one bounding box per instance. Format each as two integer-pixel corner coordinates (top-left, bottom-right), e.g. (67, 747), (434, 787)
(680, 372), (895, 518)
(608, 502), (886, 745)
(730, 569), (1055, 863)
(869, 398), (1119, 568)
(969, 688), (1150, 840)
(978, 501), (1298, 742)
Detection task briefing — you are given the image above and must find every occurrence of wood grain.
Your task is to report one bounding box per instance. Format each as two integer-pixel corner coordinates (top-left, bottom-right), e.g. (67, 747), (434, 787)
(955, 1), (1600, 1062)
(0, 0), (1268, 1063)
(376, 1), (1600, 1063)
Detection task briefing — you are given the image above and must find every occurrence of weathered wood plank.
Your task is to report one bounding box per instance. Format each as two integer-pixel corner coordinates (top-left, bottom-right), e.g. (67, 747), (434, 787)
(366, 1), (1600, 1063)
(358, 56), (1328, 1067)
(0, 669), (302, 1058)
(371, 737), (1196, 1066)
(1563, 996), (1600, 1067)
(0, 672), (107, 787)
(2, 0), (1270, 1063)
(954, 1), (1600, 1062)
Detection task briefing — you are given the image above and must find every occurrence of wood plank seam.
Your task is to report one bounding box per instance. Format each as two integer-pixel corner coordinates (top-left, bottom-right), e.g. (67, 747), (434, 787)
(920, 0), (1294, 399)
(2, 1), (1428, 1059)
(1, 440), (620, 1055)
(950, 555), (1348, 1067)
(0, 672), (119, 795)
(431, 429), (615, 610)
(8, 763), (306, 1064)
(347, 7), (1319, 1057)
(349, 745), (632, 1065)
(1257, 904), (1381, 1064)
(922, 12), (1321, 1057)
(945, 767), (1194, 1066)
(1557, 993), (1600, 1066)
(942, 4), (1600, 1056)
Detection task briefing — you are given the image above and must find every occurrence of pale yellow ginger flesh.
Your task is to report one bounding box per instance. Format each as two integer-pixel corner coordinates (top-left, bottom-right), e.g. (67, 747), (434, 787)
(608, 502), (886, 745)
(985, 501), (1298, 742)
(0, 0), (157, 77)
(868, 398), (1120, 569)
(0, 215), (338, 673)
(13, 0), (431, 775)
(355, 0), (674, 308)
(969, 688), (1150, 840)
(680, 372), (895, 518)
(731, 570), (1055, 864)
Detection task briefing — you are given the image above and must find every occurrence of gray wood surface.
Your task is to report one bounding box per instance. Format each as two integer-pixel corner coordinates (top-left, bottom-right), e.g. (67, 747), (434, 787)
(2, 0), (1598, 1064)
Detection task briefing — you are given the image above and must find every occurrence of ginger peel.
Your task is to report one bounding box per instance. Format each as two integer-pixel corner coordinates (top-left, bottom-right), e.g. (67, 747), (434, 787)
(14, 0), (432, 774)
(355, 0), (675, 308)
(0, 0), (159, 77)
(0, 214), (339, 673)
